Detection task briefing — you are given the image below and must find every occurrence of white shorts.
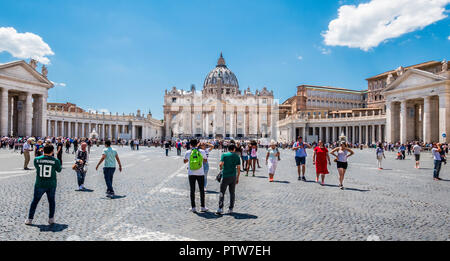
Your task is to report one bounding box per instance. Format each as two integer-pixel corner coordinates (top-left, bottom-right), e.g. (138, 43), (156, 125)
(268, 158), (278, 174)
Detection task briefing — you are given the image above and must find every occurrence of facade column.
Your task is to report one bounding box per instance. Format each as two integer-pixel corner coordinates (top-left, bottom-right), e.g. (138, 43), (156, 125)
(61, 121), (65, 138)
(82, 123), (85, 138)
(68, 122), (72, 138)
(385, 101), (394, 143)
(40, 94), (47, 137)
(325, 126), (329, 143)
(331, 126), (336, 142)
(439, 93), (450, 143)
(47, 120), (51, 137)
(75, 122), (78, 138)
(108, 124), (112, 139)
(365, 125), (369, 145)
(358, 126), (362, 145)
(371, 125), (376, 144)
(378, 125), (382, 143)
(0, 88), (9, 136)
(422, 96), (431, 143)
(25, 93), (33, 137)
(400, 100), (407, 144)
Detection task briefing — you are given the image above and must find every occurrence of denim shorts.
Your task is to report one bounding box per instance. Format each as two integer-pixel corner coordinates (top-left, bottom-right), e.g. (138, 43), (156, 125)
(242, 156), (249, 161)
(295, 156), (306, 166)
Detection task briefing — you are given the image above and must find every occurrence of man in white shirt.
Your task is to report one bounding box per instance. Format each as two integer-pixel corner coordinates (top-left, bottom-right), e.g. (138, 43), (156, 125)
(432, 143), (442, 181)
(413, 142), (422, 169)
(23, 139), (33, 170)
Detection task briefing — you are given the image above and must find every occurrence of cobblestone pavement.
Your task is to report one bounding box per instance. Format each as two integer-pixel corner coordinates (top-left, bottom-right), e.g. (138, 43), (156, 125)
(0, 146), (448, 241)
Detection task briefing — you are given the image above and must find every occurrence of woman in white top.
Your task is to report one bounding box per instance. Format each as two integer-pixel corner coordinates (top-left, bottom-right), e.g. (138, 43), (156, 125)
(412, 142), (422, 169)
(330, 142), (354, 190)
(200, 142), (214, 190)
(375, 143), (386, 170)
(265, 140), (281, 182)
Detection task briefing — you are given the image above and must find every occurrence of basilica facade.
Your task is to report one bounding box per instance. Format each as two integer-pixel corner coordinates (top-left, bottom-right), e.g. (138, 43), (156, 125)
(163, 54), (277, 140)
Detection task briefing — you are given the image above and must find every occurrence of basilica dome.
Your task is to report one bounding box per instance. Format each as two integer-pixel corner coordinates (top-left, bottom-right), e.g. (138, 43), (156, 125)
(203, 53), (239, 93)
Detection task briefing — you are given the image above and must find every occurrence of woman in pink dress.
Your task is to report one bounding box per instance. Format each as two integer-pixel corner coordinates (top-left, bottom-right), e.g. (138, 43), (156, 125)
(313, 140), (331, 186)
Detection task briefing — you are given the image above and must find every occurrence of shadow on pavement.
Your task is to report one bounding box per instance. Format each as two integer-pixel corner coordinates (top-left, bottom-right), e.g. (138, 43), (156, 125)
(272, 180), (290, 184)
(205, 190), (219, 194)
(75, 189), (94, 192)
(229, 213), (258, 220)
(32, 223), (68, 232)
(323, 184), (369, 192)
(195, 212), (222, 219)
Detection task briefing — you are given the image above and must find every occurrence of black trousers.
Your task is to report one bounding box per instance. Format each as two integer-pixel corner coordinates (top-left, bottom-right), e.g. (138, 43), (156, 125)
(188, 175), (205, 208)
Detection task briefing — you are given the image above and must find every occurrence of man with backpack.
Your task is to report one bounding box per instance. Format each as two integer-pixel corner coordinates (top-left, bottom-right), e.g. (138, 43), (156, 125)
(183, 139), (208, 213)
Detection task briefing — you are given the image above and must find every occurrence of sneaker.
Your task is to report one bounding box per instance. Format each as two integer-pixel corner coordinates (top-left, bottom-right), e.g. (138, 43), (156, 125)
(25, 219), (33, 226)
(252, 174), (255, 177)
(245, 174), (248, 177)
(216, 208), (224, 215)
(48, 218), (55, 225)
(316, 178), (319, 183)
(78, 186), (83, 190)
(298, 176), (302, 181)
(190, 207), (197, 213)
(227, 209), (233, 214)
(302, 176), (307, 182)
(200, 207), (208, 212)
(269, 178), (274, 182)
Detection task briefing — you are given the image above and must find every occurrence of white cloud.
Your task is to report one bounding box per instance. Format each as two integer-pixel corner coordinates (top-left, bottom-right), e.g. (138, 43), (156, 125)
(448, 35), (450, 40)
(51, 81), (66, 87)
(297, 56), (303, 60)
(99, 109), (110, 114)
(323, 0), (450, 51)
(0, 27), (54, 64)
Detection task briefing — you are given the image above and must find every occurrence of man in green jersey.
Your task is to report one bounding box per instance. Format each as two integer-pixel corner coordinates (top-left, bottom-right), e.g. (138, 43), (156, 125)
(25, 144), (62, 225)
(216, 144), (241, 215)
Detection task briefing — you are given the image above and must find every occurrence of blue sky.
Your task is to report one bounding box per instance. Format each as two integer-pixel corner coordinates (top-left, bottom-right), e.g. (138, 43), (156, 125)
(0, 0), (449, 119)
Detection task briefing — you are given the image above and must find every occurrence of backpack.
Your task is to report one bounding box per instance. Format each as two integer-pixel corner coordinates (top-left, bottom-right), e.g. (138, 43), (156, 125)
(189, 149), (203, 171)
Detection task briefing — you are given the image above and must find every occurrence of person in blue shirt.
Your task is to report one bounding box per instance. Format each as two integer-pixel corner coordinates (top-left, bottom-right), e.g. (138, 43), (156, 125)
(399, 144), (406, 160)
(95, 140), (123, 198)
(292, 136), (311, 181)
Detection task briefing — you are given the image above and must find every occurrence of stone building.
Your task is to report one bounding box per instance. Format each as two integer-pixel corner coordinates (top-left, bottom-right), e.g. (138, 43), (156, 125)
(0, 60), (52, 137)
(163, 53), (277, 139)
(0, 59), (163, 140)
(46, 105), (163, 140)
(366, 61), (445, 109)
(384, 60), (450, 144)
(279, 85), (367, 119)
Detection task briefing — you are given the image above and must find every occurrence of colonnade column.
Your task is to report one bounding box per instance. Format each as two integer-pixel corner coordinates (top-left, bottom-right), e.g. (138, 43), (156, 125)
(25, 93), (33, 137)
(378, 125), (382, 143)
(0, 88), (9, 136)
(365, 125), (369, 145)
(371, 125), (376, 144)
(400, 100), (407, 144)
(325, 127), (329, 143)
(358, 126), (362, 145)
(439, 93), (450, 143)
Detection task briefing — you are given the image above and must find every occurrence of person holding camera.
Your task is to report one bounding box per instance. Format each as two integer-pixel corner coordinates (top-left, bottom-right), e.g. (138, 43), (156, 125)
(74, 142), (89, 191)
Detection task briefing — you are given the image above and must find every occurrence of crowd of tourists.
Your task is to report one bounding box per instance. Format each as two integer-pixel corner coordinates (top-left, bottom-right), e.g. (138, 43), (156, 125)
(0, 133), (447, 225)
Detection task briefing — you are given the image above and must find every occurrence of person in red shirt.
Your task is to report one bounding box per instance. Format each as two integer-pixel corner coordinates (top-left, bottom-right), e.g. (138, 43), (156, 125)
(313, 140), (331, 186)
